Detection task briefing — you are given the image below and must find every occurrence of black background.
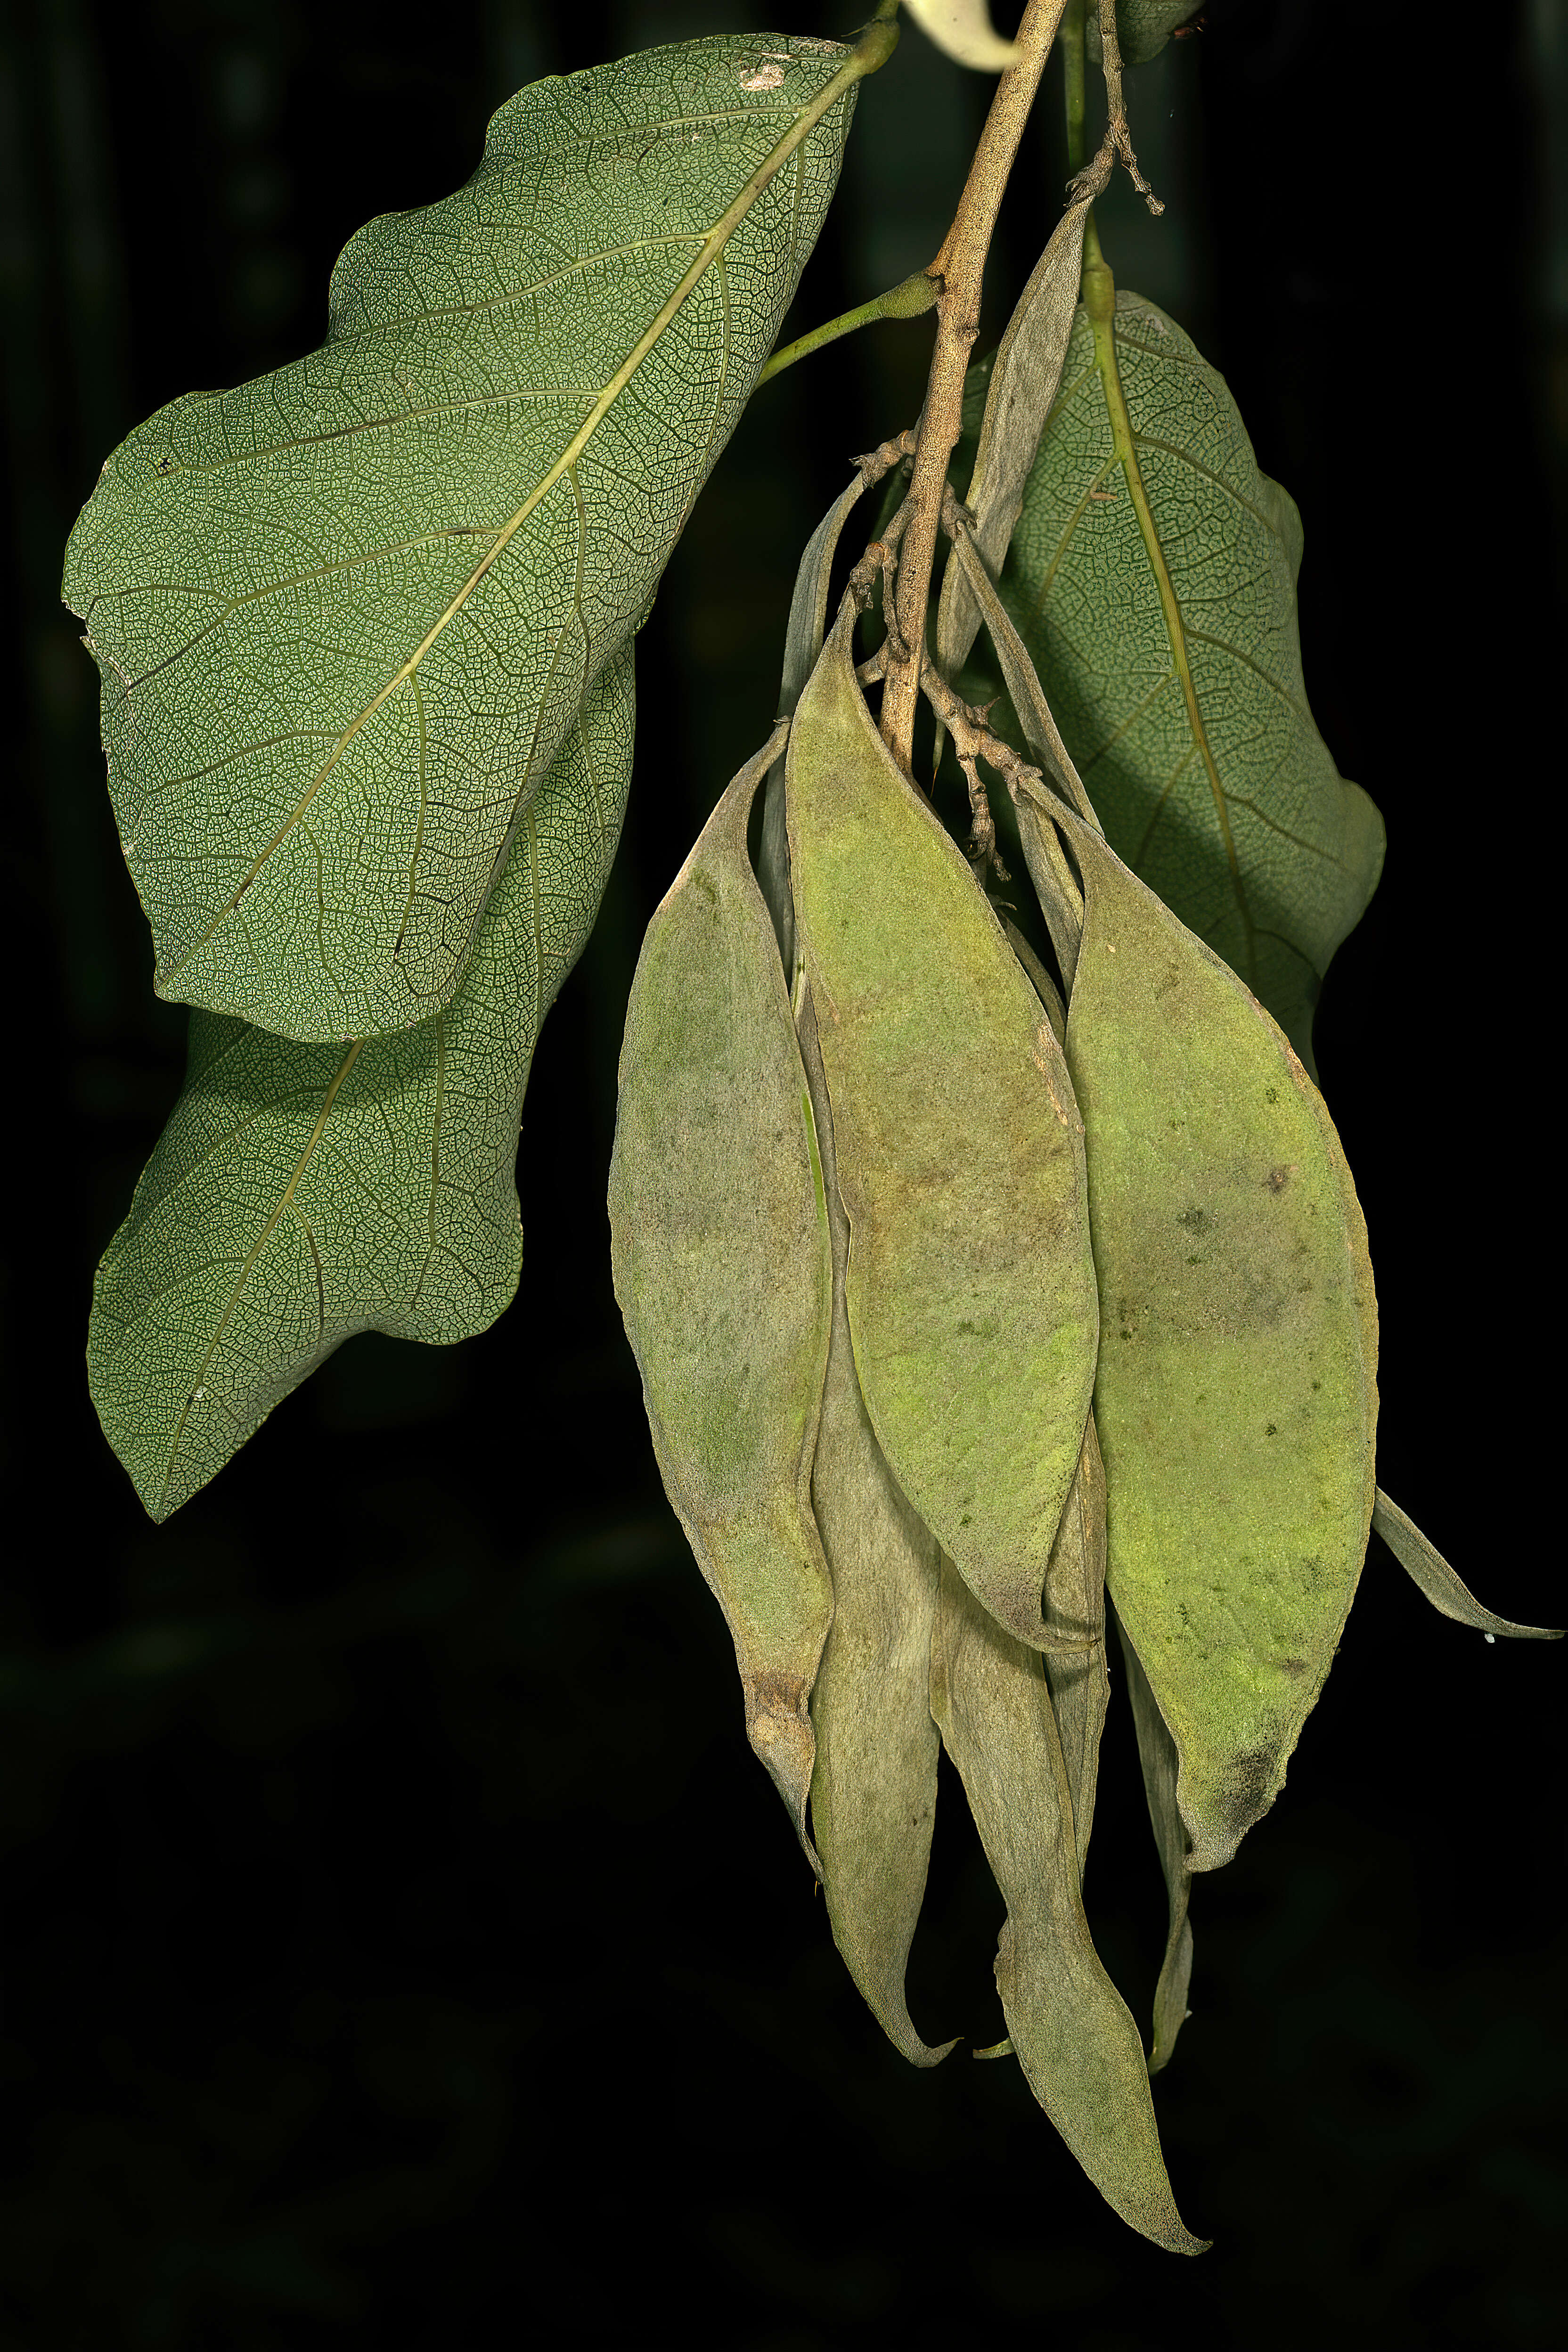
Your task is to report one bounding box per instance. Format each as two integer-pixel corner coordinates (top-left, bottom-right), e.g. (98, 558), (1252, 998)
(2, 1), (1564, 2345)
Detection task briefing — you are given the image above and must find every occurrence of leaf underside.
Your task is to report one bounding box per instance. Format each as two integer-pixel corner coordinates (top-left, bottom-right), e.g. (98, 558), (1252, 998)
(65, 34), (857, 1043)
(89, 646), (634, 1522)
(964, 291), (1384, 1067)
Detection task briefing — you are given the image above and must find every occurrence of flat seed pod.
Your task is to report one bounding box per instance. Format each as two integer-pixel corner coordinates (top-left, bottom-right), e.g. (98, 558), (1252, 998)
(758, 465), (874, 980)
(1372, 1492), (1562, 1642)
(65, 35), (871, 1043)
(785, 601), (1101, 1649)
(799, 988), (956, 2068)
(1113, 1601), (1193, 2073)
(1038, 788), (1379, 1874)
(1005, 914), (1110, 1870)
(929, 1559), (1206, 2254)
(935, 194), (1093, 690)
(1042, 1413), (1111, 1877)
(608, 730), (833, 1861)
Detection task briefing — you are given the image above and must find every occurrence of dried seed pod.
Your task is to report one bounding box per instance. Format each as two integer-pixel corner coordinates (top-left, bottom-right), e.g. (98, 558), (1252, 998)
(799, 986), (956, 2068)
(1037, 789), (1379, 1876)
(608, 731), (833, 1861)
(1113, 1600), (1193, 2073)
(785, 601), (1100, 1650)
(1042, 1412), (1111, 1877)
(1005, 913), (1109, 1870)
(1372, 1492), (1562, 1641)
(930, 1558), (1206, 2254)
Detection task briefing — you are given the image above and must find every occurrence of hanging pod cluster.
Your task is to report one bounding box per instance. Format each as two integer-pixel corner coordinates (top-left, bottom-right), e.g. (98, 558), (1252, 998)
(609, 487), (1559, 2249)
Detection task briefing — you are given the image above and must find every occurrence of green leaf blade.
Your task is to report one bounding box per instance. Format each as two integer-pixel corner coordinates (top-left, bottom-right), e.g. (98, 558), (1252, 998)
(992, 288), (1384, 1065)
(65, 35), (860, 1043)
(798, 984), (955, 2069)
(88, 647), (635, 1521)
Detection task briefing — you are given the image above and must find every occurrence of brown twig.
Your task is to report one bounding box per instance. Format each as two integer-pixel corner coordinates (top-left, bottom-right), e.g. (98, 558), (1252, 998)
(877, 0), (1071, 777)
(852, 425), (920, 489)
(919, 657), (1043, 799)
(847, 495), (914, 654)
(1088, 0), (1164, 214)
(916, 655), (1050, 880)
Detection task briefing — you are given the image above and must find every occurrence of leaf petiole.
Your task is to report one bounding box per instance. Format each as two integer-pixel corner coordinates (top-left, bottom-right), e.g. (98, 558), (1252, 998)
(757, 270), (939, 385)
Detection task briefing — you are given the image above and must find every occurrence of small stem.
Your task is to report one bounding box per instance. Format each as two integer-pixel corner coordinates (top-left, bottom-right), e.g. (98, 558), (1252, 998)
(918, 653), (1037, 865)
(878, 0), (1071, 776)
(1092, 0), (1164, 214)
(1062, 0), (1086, 178)
(847, 493), (915, 637)
(758, 270), (940, 385)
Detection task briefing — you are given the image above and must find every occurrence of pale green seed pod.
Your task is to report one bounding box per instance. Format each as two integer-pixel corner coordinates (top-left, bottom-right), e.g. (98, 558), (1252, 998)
(608, 731), (834, 1862)
(1005, 915), (1110, 1871)
(798, 984), (956, 2069)
(1041, 1412), (1110, 1877)
(1038, 791), (1379, 1877)
(1113, 1599), (1193, 2074)
(930, 1557), (1207, 2254)
(785, 601), (1101, 1651)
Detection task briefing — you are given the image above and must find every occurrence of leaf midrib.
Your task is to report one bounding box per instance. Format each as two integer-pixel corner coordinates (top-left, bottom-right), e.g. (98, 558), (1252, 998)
(156, 1036), (365, 1515)
(154, 50), (865, 998)
(1023, 312), (1340, 938)
(154, 237), (705, 484)
(1064, 286), (1258, 995)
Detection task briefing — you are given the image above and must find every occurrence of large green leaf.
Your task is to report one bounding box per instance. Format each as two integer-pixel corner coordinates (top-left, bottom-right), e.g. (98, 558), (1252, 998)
(88, 646), (634, 1523)
(64, 32), (870, 1045)
(965, 269), (1384, 1066)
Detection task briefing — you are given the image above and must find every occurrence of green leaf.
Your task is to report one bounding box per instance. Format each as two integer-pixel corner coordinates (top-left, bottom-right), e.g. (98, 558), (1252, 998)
(608, 731), (834, 1862)
(1086, 1), (1205, 67)
(929, 1557), (1207, 2254)
(799, 985), (956, 2068)
(64, 33), (869, 1045)
(977, 269), (1385, 1067)
(785, 599), (1101, 1651)
(1037, 787), (1379, 1874)
(88, 646), (635, 1524)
